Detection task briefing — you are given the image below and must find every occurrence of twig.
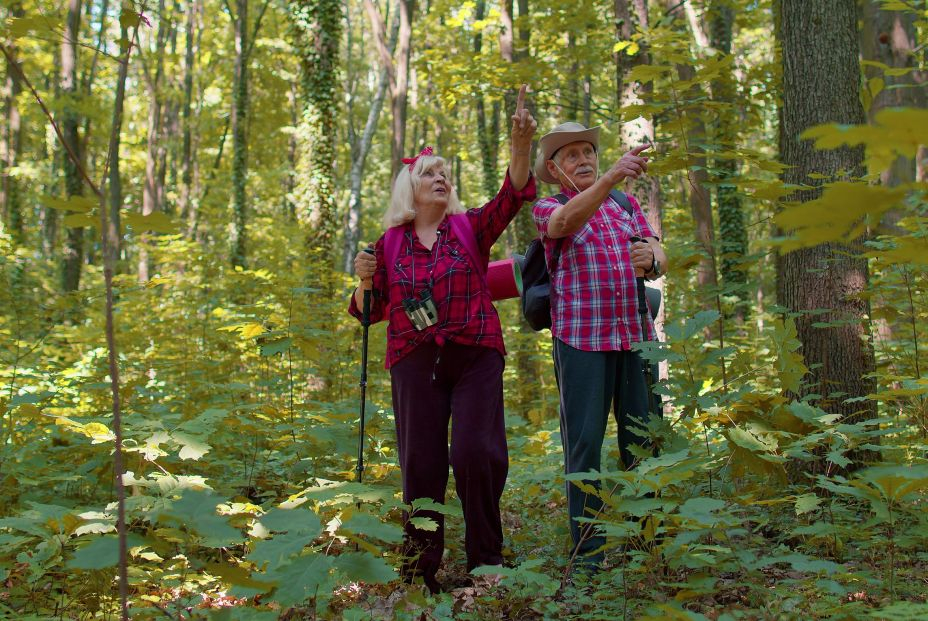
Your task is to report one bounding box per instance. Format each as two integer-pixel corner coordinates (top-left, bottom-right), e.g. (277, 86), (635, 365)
(0, 43), (101, 197)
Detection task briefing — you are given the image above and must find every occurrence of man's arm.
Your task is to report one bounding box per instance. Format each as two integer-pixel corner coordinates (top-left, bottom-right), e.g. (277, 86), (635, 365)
(546, 144), (650, 239)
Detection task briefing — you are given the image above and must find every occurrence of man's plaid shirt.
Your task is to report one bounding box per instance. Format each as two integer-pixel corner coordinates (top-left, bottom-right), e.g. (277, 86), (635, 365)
(350, 171), (536, 368)
(532, 188), (656, 351)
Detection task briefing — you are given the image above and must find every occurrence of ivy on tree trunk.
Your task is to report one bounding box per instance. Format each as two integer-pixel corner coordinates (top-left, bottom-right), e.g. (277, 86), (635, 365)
(291, 0), (342, 267)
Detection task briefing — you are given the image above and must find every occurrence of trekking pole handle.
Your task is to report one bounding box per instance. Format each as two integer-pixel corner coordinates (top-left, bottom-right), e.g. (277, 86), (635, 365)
(361, 247), (374, 327)
(629, 236), (649, 315)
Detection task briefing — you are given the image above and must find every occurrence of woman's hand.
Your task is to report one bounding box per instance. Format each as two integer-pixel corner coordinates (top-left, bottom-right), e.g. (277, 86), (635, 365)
(511, 84), (536, 154)
(509, 84), (536, 190)
(354, 247), (376, 289)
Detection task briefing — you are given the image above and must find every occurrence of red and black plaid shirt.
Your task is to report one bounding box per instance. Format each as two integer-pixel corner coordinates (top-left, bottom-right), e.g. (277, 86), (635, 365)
(532, 188), (656, 351)
(350, 170), (536, 368)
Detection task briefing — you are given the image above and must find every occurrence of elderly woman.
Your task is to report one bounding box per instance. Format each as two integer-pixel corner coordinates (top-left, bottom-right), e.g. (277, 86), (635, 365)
(349, 86), (536, 592)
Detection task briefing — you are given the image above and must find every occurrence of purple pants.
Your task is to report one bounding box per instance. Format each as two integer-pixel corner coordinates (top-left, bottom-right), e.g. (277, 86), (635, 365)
(389, 340), (508, 581)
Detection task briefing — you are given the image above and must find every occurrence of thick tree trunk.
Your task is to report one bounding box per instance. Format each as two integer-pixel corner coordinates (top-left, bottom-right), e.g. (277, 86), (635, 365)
(2, 1), (24, 245)
(61, 0), (84, 293)
(230, 0), (248, 268)
(291, 0), (342, 263)
(709, 0), (748, 322)
(389, 0), (414, 179)
(776, 1), (877, 446)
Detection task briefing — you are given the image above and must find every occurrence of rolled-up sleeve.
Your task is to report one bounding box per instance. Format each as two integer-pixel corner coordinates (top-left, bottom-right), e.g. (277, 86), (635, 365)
(532, 196), (561, 240)
(348, 235), (388, 325)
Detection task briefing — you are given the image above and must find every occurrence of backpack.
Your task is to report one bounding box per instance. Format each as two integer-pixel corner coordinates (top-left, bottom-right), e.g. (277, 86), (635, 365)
(519, 190), (661, 331)
(384, 213), (487, 288)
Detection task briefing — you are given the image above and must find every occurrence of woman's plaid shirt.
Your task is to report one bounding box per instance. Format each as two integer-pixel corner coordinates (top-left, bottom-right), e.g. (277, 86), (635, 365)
(350, 171), (536, 368)
(532, 188), (656, 351)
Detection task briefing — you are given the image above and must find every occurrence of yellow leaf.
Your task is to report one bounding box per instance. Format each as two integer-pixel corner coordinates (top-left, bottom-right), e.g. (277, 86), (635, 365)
(83, 422), (116, 444)
(241, 323), (265, 339)
(775, 182), (906, 251)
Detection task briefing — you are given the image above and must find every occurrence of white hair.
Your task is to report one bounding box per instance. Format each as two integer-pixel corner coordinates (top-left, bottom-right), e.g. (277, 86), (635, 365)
(382, 154), (465, 229)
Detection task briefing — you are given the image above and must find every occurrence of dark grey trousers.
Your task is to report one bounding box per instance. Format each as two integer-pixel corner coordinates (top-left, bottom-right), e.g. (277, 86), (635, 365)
(552, 338), (660, 565)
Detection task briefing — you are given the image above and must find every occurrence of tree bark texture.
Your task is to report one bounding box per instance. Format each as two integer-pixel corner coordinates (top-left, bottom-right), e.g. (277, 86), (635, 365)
(230, 0), (249, 268)
(2, 1), (24, 245)
(390, 0), (414, 180)
(60, 0), (84, 292)
(291, 0), (342, 264)
(776, 0), (877, 432)
(709, 0), (748, 320)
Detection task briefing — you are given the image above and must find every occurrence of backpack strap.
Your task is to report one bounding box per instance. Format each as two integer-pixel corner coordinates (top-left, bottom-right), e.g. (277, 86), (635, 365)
(383, 216), (488, 286)
(384, 225), (405, 284)
(547, 190), (632, 271)
(448, 213), (488, 283)
(547, 193), (570, 272)
(608, 189), (633, 216)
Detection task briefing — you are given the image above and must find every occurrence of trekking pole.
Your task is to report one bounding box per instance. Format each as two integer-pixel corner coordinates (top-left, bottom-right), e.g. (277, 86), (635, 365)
(356, 247), (375, 485)
(630, 237), (656, 416)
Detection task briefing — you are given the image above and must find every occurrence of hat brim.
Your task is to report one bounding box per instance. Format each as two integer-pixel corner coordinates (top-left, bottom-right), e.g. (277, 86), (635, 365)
(533, 126), (601, 185)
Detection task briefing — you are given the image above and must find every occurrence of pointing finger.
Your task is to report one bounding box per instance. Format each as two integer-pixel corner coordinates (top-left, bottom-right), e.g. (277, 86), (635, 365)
(630, 143), (651, 156)
(516, 84), (527, 113)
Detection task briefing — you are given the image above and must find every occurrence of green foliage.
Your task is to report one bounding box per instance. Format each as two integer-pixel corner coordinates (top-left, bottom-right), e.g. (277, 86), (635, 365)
(1, 0), (927, 618)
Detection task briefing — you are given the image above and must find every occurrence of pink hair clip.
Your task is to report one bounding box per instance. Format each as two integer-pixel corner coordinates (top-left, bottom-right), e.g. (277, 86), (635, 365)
(401, 146), (434, 171)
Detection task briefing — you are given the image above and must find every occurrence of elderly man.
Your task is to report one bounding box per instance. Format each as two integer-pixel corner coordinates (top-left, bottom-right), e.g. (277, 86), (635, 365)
(531, 122), (666, 569)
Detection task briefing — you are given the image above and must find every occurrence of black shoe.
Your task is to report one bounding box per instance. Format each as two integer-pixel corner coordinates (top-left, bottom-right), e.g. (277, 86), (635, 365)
(402, 573), (443, 595)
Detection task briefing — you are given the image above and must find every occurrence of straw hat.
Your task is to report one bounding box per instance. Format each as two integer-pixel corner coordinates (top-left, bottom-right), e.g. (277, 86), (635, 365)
(533, 122), (601, 184)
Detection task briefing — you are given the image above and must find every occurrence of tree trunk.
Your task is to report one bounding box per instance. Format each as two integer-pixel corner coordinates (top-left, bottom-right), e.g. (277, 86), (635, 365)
(859, 1), (926, 194)
(506, 0), (538, 255)
(108, 7), (131, 267)
(676, 61), (718, 310)
(291, 0), (342, 264)
(387, 0), (414, 180)
(617, 0), (665, 376)
(344, 0), (399, 272)
(178, 0), (198, 227)
(474, 0), (498, 201)
(709, 0), (748, 322)
(230, 0), (248, 268)
(139, 0), (168, 282)
(776, 1), (877, 449)
(61, 0), (84, 293)
(108, 12), (130, 271)
(2, 1), (24, 245)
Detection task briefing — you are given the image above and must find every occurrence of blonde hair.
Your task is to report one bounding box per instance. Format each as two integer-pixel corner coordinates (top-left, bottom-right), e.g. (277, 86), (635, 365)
(382, 154), (465, 229)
